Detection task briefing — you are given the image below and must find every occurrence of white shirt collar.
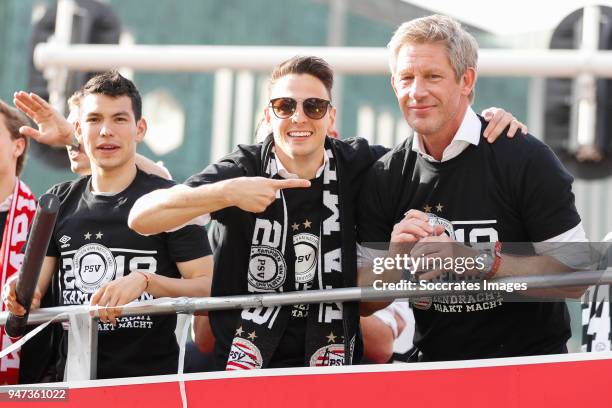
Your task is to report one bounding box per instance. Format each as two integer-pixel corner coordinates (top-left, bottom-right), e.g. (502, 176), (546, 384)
(272, 148), (328, 179)
(412, 107), (482, 162)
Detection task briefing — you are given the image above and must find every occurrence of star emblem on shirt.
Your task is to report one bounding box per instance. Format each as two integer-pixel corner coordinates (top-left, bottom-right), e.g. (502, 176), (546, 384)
(326, 331), (337, 343)
(291, 222), (300, 231)
(235, 326), (244, 336)
(303, 219), (312, 229)
(95, 231), (103, 239)
(84, 232), (92, 240)
(423, 205), (432, 213)
(248, 330), (257, 340)
(435, 203), (444, 213)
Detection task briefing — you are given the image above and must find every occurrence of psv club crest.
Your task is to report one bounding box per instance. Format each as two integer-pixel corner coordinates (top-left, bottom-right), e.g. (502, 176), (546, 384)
(73, 243), (116, 293)
(293, 233), (318, 284)
(310, 344), (345, 367)
(248, 245), (287, 291)
(226, 338), (263, 370)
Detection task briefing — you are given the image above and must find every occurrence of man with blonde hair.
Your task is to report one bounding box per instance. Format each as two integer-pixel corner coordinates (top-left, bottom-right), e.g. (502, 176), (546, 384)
(358, 15), (587, 361)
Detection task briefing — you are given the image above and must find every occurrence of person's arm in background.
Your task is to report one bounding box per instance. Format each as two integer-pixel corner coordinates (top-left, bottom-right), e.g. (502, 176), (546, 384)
(361, 301), (408, 363)
(13, 91), (75, 147)
(134, 154), (172, 180)
(480, 107), (527, 141)
(193, 315), (215, 354)
(361, 315), (395, 364)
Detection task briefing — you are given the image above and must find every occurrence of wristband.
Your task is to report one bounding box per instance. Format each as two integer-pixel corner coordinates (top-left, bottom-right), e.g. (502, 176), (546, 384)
(484, 241), (502, 279)
(133, 270), (150, 290)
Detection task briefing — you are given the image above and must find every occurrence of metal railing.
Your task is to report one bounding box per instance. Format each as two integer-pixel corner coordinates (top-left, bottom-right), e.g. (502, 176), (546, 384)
(33, 44), (612, 77)
(1, 269), (612, 382)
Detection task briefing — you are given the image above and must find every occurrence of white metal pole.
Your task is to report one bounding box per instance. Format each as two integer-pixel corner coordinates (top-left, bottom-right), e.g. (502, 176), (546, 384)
(573, 5), (602, 160)
(47, 0), (76, 114)
(327, 0), (347, 129)
(64, 312), (97, 381)
(33, 44), (612, 77)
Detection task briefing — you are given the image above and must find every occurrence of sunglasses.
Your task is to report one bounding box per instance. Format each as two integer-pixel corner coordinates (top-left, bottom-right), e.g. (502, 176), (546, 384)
(269, 97), (331, 120)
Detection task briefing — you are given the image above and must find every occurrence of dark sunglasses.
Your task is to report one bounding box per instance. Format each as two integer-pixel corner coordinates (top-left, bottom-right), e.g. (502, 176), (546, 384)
(269, 97), (331, 120)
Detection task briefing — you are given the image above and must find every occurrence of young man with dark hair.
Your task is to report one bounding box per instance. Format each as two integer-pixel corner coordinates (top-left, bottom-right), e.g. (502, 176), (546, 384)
(14, 89), (172, 179)
(4, 71), (213, 379)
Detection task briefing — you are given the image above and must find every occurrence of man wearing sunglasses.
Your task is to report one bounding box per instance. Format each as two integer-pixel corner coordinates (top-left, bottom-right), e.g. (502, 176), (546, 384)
(129, 55), (524, 369)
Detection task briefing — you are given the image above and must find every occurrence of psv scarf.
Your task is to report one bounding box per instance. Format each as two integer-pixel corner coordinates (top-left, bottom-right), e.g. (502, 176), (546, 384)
(226, 137), (352, 370)
(0, 179), (36, 384)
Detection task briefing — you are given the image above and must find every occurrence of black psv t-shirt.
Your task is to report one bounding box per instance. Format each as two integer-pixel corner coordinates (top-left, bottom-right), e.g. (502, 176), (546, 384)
(46, 169), (211, 379)
(358, 123), (581, 360)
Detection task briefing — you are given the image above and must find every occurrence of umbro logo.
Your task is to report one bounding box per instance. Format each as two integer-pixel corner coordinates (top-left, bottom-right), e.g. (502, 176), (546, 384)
(59, 235), (71, 248)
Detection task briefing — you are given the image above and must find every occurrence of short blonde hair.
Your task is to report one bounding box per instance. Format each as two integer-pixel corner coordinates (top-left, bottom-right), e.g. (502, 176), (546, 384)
(388, 14), (478, 101)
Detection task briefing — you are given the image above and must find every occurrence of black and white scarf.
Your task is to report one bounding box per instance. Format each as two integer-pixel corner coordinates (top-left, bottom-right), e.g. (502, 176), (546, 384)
(226, 136), (353, 369)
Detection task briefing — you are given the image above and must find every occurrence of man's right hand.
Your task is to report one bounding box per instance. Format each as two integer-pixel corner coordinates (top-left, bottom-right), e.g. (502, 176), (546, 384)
(13, 91), (75, 146)
(224, 177), (311, 213)
(2, 277), (42, 317)
(391, 209), (436, 243)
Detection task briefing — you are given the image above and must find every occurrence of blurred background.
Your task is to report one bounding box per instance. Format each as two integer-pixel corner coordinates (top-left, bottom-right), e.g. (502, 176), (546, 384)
(1, 0), (611, 245)
(1, 0), (612, 354)
(0, 0), (610, 231)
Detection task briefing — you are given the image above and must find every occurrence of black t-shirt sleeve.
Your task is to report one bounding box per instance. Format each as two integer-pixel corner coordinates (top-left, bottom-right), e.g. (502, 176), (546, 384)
(184, 160), (247, 222)
(184, 160), (246, 188)
(370, 144), (390, 160)
(517, 143), (581, 241)
(165, 224), (212, 263)
(45, 183), (66, 258)
(46, 232), (60, 257)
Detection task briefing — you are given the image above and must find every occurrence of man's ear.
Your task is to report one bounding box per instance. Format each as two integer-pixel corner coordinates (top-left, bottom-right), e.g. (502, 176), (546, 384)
(390, 75), (399, 98)
(461, 67), (477, 97)
(328, 105), (337, 135)
(136, 118), (147, 142)
(264, 106), (271, 125)
(12, 137), (25, 159)
(75, 119), (82, 137)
